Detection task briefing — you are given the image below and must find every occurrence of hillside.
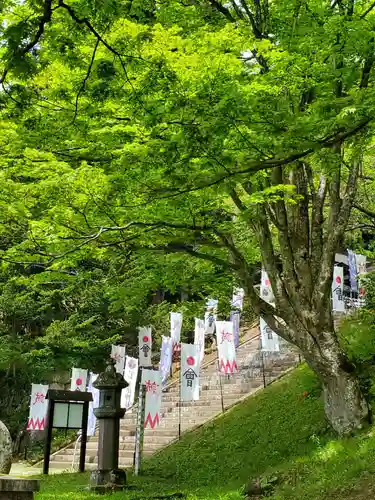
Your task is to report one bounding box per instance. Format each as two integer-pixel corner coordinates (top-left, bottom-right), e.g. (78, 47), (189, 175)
(35, 363), (375, 499)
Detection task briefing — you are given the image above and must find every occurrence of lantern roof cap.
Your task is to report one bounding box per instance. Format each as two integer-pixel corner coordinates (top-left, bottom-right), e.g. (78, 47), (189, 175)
(93, 359), (128, 390)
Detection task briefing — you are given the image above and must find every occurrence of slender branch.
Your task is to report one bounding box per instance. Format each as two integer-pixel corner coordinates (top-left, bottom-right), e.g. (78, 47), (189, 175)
(361, 1), (375, 18)
(58, 1), (144, 62)
(353, 203), (375, 220)
(131, 243), (238, 270)
(72, 38), (100, 123)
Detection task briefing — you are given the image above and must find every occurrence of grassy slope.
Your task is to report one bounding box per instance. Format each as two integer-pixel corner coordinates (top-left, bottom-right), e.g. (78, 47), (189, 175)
(33, 365), (338, 499)
(35, 362), (375, 499)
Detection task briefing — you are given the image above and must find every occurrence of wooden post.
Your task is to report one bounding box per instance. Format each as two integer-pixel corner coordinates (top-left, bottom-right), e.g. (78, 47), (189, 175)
(79, 401), (89, 473)
(43, 399), (55, 475)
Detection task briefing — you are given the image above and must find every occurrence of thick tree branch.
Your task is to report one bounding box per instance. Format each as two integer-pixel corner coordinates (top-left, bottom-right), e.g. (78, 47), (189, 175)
(314, 156), (360, 318)
(124, 117), (372, 208)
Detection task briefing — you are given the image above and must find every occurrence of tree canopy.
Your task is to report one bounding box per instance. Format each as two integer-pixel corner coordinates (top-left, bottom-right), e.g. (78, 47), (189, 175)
(1, 0), (375, 434)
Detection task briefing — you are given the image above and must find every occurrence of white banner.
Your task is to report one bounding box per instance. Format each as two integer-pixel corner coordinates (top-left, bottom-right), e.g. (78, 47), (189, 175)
(122, 356), (139, 409)
(332, 266), (345, 312)
(159, 336), (173, 387)
(87, 373), (99, 436)
(27, 384), (49, 431)
(216, 321), (238, 374)
(70, 368), (88, 391)
(356, 254), (367, 275)
(261, 269), (275, 305)
(180, 343), (200, 401)
(230, 310), (240, 348)
(356, 254), (367, 297)
(194, 318), (205, 365)
(260, 317), (280, 352)
(205, 298), (218, 334)
(138, 326), (152, 367)
(142, 369), (162, 430)
(170, 312), (182, 349)
(231, 288), (245, 310)
(111, 345), (126, 374)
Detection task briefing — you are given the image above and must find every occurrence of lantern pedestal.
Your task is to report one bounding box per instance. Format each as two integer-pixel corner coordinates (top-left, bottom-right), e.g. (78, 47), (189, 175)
(89, 359), (128, 494)
(90, 469), (126, 493)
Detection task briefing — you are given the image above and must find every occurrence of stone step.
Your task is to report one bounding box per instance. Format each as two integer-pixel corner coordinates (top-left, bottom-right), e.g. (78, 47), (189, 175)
(48, 331), (298, 472)
(84, 436), (174, 451)
(51, 449), (139, 463)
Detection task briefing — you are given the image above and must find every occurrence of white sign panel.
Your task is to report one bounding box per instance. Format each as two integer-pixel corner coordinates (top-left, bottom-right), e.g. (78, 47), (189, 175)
(332, 266), (345, 312)
(159, 336), (173, 387)
(205, 298), (218, 334)
(138, 326), (152, 367)
(111, 345), (126, 374)
(260, 317), (280, 352)
(231, 288), (245, 310)
(170, 312), (182, 349)
(194, 318), (205, 365)
(70, 368), (88, 392)
(142, 369), (162, 430)
(216, 321), (238, 374)
(87, 373), (99, 436)
(53, 402), (83, 429)
(27, 384), (49, 431)
(122, 356), (139, 409)
(261, 269), (275, 305)
(181, 343), (200, 401)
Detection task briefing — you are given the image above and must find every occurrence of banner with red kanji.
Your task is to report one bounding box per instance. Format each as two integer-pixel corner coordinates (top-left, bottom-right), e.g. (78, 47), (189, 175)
(70, 368), (88, 391)
(216, 321), (238, 375)
(27, 384), (49, 431)
(141, 369), (162, 429)
(139, 326), (152, 367)
(181, 343), (200, 401)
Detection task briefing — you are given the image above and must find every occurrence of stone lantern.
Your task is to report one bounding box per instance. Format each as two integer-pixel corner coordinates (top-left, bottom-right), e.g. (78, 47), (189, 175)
(90, 359), (128, 493)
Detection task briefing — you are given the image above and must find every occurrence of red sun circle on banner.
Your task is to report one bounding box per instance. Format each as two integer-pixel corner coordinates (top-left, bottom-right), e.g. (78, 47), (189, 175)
(335, 276), (341, 284)
(76, 377), (82, 386)
(187, 356), (195, 366)
(265, 279), (270, 286)
(143, 335), (149, 342)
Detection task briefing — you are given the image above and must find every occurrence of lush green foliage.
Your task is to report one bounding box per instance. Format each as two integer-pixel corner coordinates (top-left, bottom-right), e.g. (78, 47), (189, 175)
(1, 0), (375, 436)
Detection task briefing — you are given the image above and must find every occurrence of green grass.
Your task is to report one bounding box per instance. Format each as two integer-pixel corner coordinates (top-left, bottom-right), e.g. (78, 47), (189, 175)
(34, 365), (375, 499)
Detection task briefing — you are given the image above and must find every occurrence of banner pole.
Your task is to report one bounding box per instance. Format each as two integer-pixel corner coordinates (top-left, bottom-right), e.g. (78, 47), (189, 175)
(134, 367), (144, 476)
(260, 348), (266, 388)
(178, 372), (182, 439)
(217, 358), (225, 413)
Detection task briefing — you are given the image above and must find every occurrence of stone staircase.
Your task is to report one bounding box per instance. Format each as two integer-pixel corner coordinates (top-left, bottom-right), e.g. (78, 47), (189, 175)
(47, 326), (300, 470)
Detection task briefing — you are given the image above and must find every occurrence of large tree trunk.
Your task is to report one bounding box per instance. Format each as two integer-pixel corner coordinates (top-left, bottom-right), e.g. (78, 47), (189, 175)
(304, 332), (369, 435)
